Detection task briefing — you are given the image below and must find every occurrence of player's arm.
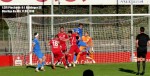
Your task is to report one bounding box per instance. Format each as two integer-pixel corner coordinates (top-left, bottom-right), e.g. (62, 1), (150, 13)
(147, 35), (150, 46)
(135, 35), (139, 48)
(88, 38), (94, 52)
(136, 40), (139, 48)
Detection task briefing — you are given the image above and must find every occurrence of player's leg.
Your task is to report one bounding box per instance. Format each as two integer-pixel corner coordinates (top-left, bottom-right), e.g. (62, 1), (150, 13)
(73, 45), (82, 67)
(76, 46), (85, 63)
(41, 55), (46, 71)
(58, 53), (68, 69)
(34, 52), (43, 72)
(141, 51), (147, 75)
(68, 46), (75, 66)
(136, 49), (141, 75)
(89, 49), (95, 63)
(36, 58), (43, 72)
(52, 53), (59, 69)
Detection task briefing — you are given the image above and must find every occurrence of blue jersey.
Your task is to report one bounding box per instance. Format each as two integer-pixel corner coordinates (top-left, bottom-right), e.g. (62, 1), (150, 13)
(33, 38), (43, 58)
(77, 27), (83, 37)
(33, 38), (41, 53)
(73, 27), (83, 37)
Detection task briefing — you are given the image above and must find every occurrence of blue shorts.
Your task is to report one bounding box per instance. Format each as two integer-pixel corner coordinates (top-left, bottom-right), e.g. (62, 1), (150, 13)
(77, 40), (87, 47)
(34, 51), (44, 59)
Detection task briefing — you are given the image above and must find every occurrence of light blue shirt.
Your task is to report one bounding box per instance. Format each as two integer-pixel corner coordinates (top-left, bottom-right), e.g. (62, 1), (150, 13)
(33, 38), (41, 53)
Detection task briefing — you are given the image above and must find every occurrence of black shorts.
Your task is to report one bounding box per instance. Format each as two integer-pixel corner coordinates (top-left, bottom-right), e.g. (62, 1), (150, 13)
(137, 47), (147, 58)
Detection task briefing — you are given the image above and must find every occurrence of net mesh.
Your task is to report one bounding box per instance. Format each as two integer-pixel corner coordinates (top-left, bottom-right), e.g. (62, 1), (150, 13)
(3, 15), (149, 65)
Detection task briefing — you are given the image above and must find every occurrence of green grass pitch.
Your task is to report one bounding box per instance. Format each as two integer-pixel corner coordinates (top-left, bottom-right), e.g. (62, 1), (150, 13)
(0, 63), (150, 76)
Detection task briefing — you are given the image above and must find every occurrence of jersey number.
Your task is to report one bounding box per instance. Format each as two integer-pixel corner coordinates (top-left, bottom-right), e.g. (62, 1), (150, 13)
(52, 40), (58, 47)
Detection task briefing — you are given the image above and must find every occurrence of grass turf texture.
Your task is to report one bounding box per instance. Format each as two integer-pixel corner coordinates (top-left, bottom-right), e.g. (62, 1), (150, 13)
(0, 63), (150, 76)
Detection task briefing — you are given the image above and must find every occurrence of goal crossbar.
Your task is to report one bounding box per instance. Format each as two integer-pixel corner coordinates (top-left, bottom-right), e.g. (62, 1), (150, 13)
(29, 14), (150, 17)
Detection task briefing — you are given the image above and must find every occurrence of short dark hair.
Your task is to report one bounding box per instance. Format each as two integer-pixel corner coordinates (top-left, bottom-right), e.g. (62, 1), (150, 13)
(68, 30), (72, 34)
(83, 69), (94, 76)
(34, 32), (38, 36)
(55, 34), (58, 38)
(140, 27), (145, 32)
(60, 26), (64, 29)
(85, 31), (89, 34)
(79, 23), (83, 27)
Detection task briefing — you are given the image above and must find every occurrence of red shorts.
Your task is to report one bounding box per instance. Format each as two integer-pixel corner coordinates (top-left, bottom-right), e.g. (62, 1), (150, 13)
(69, 45), (80, 55)
(60, 44), (67, 52)
(52, 50), (64, 59)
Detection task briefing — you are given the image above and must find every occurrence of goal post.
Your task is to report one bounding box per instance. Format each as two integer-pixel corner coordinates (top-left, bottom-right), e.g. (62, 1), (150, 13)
(3, 14), (150, 66)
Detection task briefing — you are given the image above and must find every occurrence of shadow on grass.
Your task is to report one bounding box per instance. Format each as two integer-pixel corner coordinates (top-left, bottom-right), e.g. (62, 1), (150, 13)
(119, 68), (136, 74)
(46, 65), (64, 69)
(26, 66), (36, 69)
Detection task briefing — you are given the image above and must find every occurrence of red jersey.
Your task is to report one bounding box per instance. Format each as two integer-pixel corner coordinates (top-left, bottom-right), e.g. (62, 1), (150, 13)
(49, 38), (61, 50)
(69, 33), (78, 46)
(57, 32), (68, 44)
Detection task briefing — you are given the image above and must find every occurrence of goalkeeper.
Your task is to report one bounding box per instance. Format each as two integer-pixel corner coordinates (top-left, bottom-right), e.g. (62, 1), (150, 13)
(76, 32), (95, 63)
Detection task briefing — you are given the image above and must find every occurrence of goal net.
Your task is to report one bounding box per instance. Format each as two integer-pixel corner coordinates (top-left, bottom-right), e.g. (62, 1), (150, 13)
(3, 14), (150, 65)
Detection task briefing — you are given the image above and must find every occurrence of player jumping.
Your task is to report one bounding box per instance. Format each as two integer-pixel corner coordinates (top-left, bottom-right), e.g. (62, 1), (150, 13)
(78, 32), (95, 63)
(30, 32), (46, 72)
(73, 23), (84, 62)
(48, 35), (68, 69)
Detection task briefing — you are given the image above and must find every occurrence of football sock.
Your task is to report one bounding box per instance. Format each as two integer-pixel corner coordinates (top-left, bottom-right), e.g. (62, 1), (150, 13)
(37, 63), (41, 69)
(142, 61), (146, 73)
(137, 61), (140, 73)
(42, 62), (45, 67)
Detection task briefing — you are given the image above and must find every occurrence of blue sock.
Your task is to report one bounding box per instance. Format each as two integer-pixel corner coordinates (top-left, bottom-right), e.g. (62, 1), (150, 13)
(74, 55), (77, 62)
(42, 62), (45, 67)
(37, 63), (41, 69)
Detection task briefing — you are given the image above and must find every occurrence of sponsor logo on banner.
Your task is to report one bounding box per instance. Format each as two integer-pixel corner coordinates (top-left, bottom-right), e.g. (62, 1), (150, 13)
(15, 56), (22, 66)
(119, 0), (144, 4)
(1, 0), (12, 2)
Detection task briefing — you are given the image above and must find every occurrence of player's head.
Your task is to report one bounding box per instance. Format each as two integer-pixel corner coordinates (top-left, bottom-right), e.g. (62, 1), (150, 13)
(55, 34), (59, 38)
(85, 32), (89, 36)
(79, 23), (83, 29)
(140, 27), (145, 33)
(60, 26), (64, 32)
(34, 32), (39, 38)
(68, 30), (73, 36)
(83, 69), (94, 76)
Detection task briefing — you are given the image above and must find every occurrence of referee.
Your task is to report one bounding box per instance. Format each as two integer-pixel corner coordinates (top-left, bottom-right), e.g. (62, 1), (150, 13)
(136, 27), (150, 75)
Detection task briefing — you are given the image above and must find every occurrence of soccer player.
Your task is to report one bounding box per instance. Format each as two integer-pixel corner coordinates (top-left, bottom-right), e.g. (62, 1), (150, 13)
(57, 26), (68, 53)
(73, 23), (83, 38)
(57, 27), (68, 65)
(48, 35), (68, 69)
(76, 32), (95, 63)
(136, 27), (150, 75)
(67, 30), (80, 67)
(30, 32), (46, 72)
(73, 23), (83, 62)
